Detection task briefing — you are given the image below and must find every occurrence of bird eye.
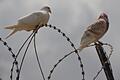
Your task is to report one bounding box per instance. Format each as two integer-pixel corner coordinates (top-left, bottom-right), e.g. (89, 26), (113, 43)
(48, 7), (50, 9)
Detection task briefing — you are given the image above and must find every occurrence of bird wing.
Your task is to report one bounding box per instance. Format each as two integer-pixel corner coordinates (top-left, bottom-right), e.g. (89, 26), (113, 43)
(18, 12), (44, 25)
(80, 19), (107, 47)
(86, 19), (107, 37)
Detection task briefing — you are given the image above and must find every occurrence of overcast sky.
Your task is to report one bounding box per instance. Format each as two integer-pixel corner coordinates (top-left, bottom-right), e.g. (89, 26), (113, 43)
(0, 0), (120, 80)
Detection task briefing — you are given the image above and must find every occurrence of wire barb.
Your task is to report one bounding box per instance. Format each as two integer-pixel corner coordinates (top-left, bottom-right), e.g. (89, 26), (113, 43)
(48, 50), (76, 80)
(1, 24), (85, 80)
(16, 26), (42, 80)
(93, 42), (114, 80)
(17, 32), (34, 80)
(46, 24), (85, 80)
(0, 37), (19, 80)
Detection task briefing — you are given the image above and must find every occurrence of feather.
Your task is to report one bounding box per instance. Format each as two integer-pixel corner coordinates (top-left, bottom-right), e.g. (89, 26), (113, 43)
(5, 25), (17, 29)
(5, 29), (17, 39)
(79, 13), (109, 52)
(5, 6), (51, 39)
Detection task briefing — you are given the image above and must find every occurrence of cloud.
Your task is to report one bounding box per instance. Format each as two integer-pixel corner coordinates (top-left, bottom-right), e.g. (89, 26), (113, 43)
(0, 0), (119, 80)
(0, 61), (11, 80)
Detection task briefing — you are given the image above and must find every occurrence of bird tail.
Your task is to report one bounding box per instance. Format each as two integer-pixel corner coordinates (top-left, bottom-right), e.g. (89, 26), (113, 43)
(5, 29), (17, 39)
(77, 44), (87, 53)
(5, 25), (17, 29)
(77, 47), (84, 53)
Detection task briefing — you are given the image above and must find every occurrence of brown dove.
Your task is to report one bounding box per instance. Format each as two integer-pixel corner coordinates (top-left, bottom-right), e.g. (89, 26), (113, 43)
(78, 13), (109, 52)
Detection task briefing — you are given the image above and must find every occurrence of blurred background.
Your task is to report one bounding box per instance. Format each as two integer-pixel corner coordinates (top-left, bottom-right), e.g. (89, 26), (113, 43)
(0, 0), (120, 80)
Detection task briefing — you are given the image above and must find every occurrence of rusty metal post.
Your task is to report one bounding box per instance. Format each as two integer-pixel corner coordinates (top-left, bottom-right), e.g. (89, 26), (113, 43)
(95, 43), (114, 80)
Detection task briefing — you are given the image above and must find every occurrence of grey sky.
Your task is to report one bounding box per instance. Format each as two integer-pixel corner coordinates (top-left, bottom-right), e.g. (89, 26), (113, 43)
(0, 0), (120, 80)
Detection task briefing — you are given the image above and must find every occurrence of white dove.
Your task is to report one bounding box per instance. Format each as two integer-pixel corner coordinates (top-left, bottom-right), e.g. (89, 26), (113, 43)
(5, 6), (51, 39)
(78, 13), (109, 52)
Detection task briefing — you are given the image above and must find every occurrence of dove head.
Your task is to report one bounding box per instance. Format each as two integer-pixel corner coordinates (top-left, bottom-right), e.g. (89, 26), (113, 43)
(98, 13), (108, 22)
(41, 6), (51, 13)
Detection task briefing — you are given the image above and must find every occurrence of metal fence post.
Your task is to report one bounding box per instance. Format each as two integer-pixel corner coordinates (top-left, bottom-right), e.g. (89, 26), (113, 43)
(95, 43), (114, 80)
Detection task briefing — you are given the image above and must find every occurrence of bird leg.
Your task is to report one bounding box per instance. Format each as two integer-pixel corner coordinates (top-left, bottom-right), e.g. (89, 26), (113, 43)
(33, 25), (40, 33)
(98, 41), (104, 45)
